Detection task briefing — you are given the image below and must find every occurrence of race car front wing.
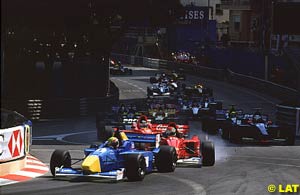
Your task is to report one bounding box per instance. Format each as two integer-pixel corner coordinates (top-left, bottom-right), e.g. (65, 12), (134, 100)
(54, 167), (125, 181)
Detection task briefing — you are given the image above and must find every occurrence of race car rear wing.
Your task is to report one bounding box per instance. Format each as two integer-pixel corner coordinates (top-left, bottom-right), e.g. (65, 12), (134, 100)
(124, 132), (161, 148)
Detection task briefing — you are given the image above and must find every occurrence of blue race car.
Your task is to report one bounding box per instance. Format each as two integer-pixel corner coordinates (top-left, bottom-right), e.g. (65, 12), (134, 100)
(147, 83), (173, 97)
(50, 132), (177, 181)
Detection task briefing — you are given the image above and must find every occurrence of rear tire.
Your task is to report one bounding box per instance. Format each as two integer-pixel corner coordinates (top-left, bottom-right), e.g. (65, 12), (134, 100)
(156, 146), (177, 172)
(124, 154), (146, 181)
(50, 150), (71, 176)
(202, 141), (215, 166)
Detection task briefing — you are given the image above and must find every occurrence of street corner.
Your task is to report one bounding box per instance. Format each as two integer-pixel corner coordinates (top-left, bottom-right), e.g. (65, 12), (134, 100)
(0, 155), (49, 186)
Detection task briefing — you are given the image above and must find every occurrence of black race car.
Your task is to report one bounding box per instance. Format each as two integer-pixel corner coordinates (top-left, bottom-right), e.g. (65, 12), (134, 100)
(149, 71), (185, 84)
(202, 107), (295, 145)
(178, 97), (222, 120)
(110, 60), (132, 75)
(183, 84), (213, 97)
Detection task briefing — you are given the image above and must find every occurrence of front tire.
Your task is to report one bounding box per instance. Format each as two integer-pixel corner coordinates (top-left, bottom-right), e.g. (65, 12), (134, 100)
(202, 141), (215, 166)
(50, 150), (71, 176)
(156, 145), (177, 172)
(124, 154), (147, 181)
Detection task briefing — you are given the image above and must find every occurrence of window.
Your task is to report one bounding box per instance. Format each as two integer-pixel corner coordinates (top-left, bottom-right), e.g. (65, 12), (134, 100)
(215, 4), (223, 15)
(233, 15), (240, 32)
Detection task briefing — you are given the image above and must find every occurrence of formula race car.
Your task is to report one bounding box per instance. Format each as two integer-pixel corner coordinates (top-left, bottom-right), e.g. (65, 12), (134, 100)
(147, 83), (174, 97)
(96, 104), (147, 140)
(110, 60), (132, 75)
(183, 84), (213, 97)
(203, 107), (295, 145)
(149, 72), (185, 83)
(50, 132), (177, 181)
(150, 73), (169, 84)
(160, 123), (215, 167)
(179, 97), (222, 119)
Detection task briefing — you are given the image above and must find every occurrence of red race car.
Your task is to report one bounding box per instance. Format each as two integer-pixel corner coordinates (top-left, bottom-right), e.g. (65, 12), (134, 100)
(125, 115), (215, 167)
(160, 123), (215, 167)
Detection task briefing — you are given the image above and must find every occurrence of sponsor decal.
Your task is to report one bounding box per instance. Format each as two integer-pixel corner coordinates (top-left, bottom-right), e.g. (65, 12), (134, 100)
(8, 130), (23, 158)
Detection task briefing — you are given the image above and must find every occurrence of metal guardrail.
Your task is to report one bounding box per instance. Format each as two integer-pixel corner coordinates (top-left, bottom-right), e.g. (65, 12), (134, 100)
(276, 104), (300, 137)
(226, 69), (300, 103)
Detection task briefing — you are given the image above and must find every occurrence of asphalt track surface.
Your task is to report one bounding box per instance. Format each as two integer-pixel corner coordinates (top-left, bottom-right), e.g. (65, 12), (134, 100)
(1, 66), (299, 195)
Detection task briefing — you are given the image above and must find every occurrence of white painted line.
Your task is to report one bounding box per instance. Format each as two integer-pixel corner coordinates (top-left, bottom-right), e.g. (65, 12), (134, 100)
(33, 130), (95, 140)
(32, 138), (56, 141)
(57, 139), (89, 145)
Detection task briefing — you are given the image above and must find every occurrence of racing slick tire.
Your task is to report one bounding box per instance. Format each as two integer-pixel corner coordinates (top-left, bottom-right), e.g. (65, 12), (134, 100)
(155, 145), (177, 172)
(147, 88), (153, 97)
(104, 126), (114, 140)
(202, 141), (215, 166)
(50, 150), (71, 176)
(124, 154), (147, 181)
(97, 124), (114, 141)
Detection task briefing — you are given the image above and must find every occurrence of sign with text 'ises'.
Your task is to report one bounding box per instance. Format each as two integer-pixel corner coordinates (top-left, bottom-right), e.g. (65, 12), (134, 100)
(178, 6), (209, 25)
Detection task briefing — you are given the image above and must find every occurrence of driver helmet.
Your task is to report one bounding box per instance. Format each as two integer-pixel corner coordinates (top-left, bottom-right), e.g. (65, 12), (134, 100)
(140, 119), (148, 128)
(253, 111), (262, 122)
(131, 122), (137, 130)
(119, 104), (126, 111)
(107, 137), (119, 148)
(167, 126), (177, 136)
(229, 110), (237, 118)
